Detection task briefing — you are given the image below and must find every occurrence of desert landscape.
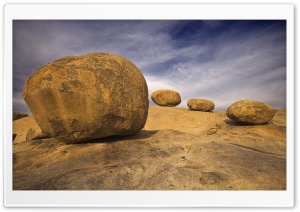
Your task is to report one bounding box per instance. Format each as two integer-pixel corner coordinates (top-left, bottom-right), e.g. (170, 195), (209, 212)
(12, 52), (286, 190)
(13, 105), (286, 190)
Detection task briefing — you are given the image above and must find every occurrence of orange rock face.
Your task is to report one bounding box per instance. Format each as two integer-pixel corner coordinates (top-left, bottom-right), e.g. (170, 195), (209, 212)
(22, 52), (149, 143)
(226, 100), (275, 125)
(151, 89), (181, 107)
(187, 98), (215, 112)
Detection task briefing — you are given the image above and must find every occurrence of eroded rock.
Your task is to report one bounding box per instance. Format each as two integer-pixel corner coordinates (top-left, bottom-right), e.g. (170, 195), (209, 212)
(22, 52), (149, 143)
(13, 106), (286, 190)
(13, 116), (48, 143)
(187, 98), (215, 111)
(26, 128), (50, 141)
(226, 100), (275, 125)
(151, 89), (181, 107)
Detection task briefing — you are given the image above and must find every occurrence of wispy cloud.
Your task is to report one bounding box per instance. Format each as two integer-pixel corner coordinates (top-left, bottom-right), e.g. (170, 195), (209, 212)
(13, 20), (286, 112)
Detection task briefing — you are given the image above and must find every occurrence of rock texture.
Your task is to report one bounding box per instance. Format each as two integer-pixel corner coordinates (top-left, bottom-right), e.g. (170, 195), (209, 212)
(26, 128), (49, 141)
(13, 116), (49, 143)
(187, 98), (215, 111)
(13, 106), (286, 190)
(22, 52), (149, 144)
(226, 100), (275, 125)
(151, 89), (181, 107)
(13, 112), (28, 121)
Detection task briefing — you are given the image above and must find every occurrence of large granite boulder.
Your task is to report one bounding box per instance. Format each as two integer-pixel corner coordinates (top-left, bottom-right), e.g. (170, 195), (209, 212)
(13, 112), (28, 121)
(187, 98), (215, 112)
(226, 100), (275, 125)
(22, 52), (149, 144)
(151, 89), (181, 107)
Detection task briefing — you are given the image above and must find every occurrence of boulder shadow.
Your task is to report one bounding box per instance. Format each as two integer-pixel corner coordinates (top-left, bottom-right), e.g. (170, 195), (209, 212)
(224, 119), (246, 126)
(224, 119), (271, 126)
(77, 130), (159, 144)
(187, 109), (214, 113)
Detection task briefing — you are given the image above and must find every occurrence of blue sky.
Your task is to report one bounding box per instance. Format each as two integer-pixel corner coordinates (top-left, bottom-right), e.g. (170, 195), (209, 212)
(13, 20), (286, 113)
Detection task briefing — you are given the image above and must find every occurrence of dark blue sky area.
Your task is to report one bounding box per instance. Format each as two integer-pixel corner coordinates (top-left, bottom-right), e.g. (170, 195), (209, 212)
(13, 20), (286, 113)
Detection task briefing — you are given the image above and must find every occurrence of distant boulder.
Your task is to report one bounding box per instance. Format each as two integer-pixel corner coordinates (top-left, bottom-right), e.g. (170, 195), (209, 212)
(22, 52), (149, 144)
(187, 98), (215, 112)
(226, 100), (275, 125)
(13, 112), (28, 121)
(151, 89), (181, 107)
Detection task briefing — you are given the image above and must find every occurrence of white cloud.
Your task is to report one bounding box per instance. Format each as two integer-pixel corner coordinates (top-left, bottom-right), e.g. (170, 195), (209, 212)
(13, 20), (286, 112)
(142, 23), (286, 110)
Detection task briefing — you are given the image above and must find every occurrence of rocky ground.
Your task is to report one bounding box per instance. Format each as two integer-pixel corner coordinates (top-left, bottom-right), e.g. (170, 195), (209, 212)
(13, 106), (286, 190)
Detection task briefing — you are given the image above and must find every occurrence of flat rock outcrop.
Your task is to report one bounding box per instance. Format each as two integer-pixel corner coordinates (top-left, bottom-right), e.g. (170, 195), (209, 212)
(13, 106), (286, 190)
(22, 52), (149, 144)
(26, 128), (50, 141)
(226, 100), (275, 125)
(13, 112), (28, 121)
(187, 98), (215, 111)
(151, 89), (181, 107)
(13, 116), (49, 143)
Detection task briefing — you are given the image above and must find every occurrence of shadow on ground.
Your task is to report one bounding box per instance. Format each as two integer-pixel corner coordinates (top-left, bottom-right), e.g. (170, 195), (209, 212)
(76, 130), (160, 144)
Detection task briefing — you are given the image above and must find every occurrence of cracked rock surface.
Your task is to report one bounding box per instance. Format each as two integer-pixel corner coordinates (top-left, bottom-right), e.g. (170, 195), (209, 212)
(13, 106), (286, 190)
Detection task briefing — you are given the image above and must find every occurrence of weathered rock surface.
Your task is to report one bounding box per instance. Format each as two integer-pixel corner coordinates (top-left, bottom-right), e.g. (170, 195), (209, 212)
(13, 116), (49, 143)
(13, 106), (286, 190)
(26, 128), (50, 141)
(187, 98), (215, 111)
(151, 89), (181, 107)
(13, 112), (28, 121)
(226, 100), (275, 125)
(22, 52), (149, 144)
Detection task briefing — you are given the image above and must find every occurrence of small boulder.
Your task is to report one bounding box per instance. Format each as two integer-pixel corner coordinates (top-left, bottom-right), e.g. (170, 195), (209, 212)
(13, 112), (28, 121)
(187, 98), (215, 112)
(226, 100), (275, 125)
(22, 52), (149, 144)
(151, 89), (181, 107)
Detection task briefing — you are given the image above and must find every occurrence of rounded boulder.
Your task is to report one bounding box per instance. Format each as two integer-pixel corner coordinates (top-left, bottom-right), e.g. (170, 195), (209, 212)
(187, 98), (215, 112)
(226, 100), (275, 125)
(151, 89), (181, 107)
(22, 52), (149, 143)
